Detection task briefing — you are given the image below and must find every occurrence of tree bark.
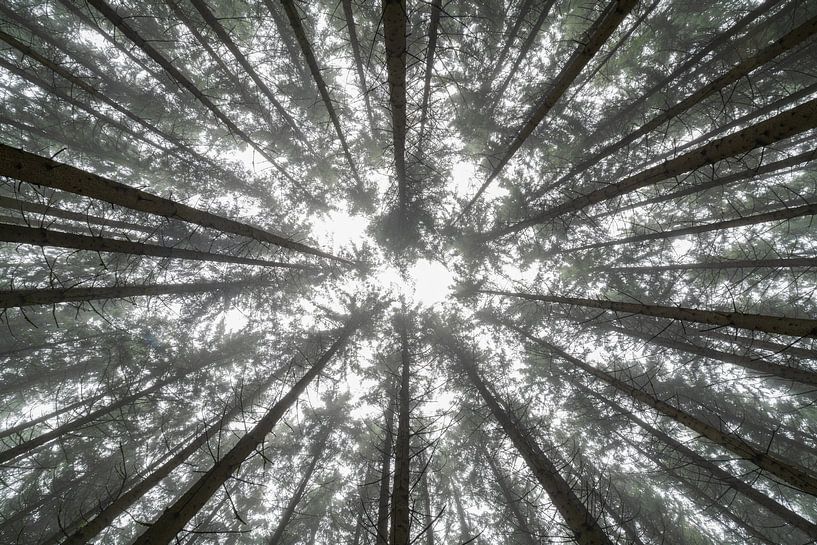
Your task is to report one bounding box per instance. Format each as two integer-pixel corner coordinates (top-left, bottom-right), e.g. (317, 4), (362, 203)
(0, 223), (295, 267)
(130, 321), (359, 544)
(0, 278), (283, 309)
(483, 448), (538, 545)
(390, 317), (411, 545)
(540, 12), (817, 197)
(574, 381), (817, 538)
(82, 0), (297, 183)
(482, 97), (817, 241)
(514, 330), (817, 497)
(268, 428), (330, 545)
(383, 0), (408, 209)
(61, 359), (292, 545)
(341, 0), (376, 136)
(376, 403), (395, 545)
(593, 256), (817, 273)
(443, 332), (614, 545)
(0, 195), (152, 234)
(566, 202), (817, 253)
(0, 145), (347, 262)
(276, 0), (364, 189)
(455, 0), (636, 223)
(417, 0), (442, 154)
(477, 288), (817, 338)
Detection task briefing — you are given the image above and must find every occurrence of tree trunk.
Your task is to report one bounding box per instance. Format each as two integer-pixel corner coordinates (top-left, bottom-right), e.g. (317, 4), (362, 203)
(383, 0), (408, 208)
(589, 321), (817, 386)
(0, 278), (281, 309)
(417, 0), (442, 153)
(594, 256), (817, 273)
(489, 0), (556, 114)
(691, 329), (817, 361)
(188, 0), (307, 148)
(483, 97), (817, 240)
(268, 428), (330, 545)
(515, 330), (817, 497)
(61, 359), (292, 545)
(614, 147), (817, 215)
(390, 317), (411, 545)
(341, 0), (376, 135)
(0, 223), (295, 267)
(0, 390), (109, 441)
(0, 145), (347, 262)
(417, 450), (434, 545)
(574, 381), (817, 538)
(483, 448), (538, 545)
(130, 321), (359, 544)
(455, 0), (636, 223)
(83, 0), (297, 183)
(544, 12), (817, 195)
(479, 0), (533, 100)
(479, 289), (817, 338)
(0, 195), (152, 234)
(444, 332), (614, 545)
(567, 202), (817, 253)
(276, 0), (364, 189)
(376, 403), (395, 545)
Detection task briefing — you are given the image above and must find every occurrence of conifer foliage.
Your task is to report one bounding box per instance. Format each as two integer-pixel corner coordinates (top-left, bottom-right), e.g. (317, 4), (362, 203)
(1, 1), (816, 544)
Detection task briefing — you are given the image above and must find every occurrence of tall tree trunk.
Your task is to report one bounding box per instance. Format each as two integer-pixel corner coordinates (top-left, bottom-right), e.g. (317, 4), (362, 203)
(0, 195), (152, 234)
(537, 12), (817, 197)
(417, 450), (434, 545)
(483, 448), (537, 545)
(383, 0), (408, 209)
(130, 320), (359, 544)
(482, 97), (817, 241)
(0, 145), (347, 262)
(613, 147), (817, 215)
(479, 0), (533, 100)
(268, 428), (330, 545)
(376, 403), (395, 545)
(0, 390), (109, 440)
(341, 0), (376, 135)
(691, 329), (817, 361)
(593, 256), (817, 273)
(0, 278), (282, 309)
(489, 0), (556, 114)
(276, 0), (364, 190)
(82, 0), (297, 183)
(443, 332), (614, 545)
(512, 329), (817, 497)
(0, 223), (294, 267)
(454, 0), (636, 223)
(585, 321), (817, 386)
(574, 381), (817, 538)
(417, 0), (442, 154)
(478, 289), (817, 338)
(390, 317), (411, 545)
(187, 0), (308, 149)
(0, 332), (107, 358)
(61, 358), (293, 545)
(566, 202), (817, 253)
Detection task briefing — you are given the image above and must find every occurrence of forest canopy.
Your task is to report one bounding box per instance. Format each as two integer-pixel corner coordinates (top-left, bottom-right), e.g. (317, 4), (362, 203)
(1, 0), (817, 544)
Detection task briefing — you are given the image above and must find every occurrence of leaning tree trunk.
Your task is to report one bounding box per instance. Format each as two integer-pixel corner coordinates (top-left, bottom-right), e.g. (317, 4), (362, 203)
(131, 320), (360, 544)
(61, 357), (295, 545)
(454, 0), (636, 222)
(0, 194), (152, 234)
(514, 329), (817, 497)
(0, 145), (345, 262)
(483, 447), (538, 545)
(341, 0), (376, 135)
(573, 381), (817, 538)
(442, 331), (614, 545)
(0, 224), (293, 267)
(1, 278), (284, 309)
(390, 317), (412, 545)
(593, 256), (817, 273)
(276, 0), (364, 189)
(478, 289), (817, 338)
(539, 12), (817, 196)
(268, 427), (330, 545)
(483, 97), (817, 240)
(417, 0), (442, 154)
(0, 390), (109, 441)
